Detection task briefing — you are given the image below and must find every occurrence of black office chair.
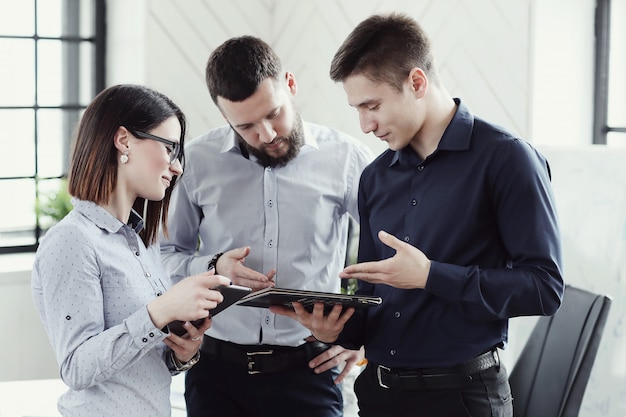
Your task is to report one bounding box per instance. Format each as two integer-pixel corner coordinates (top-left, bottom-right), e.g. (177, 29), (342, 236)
(508, 284), (611, 417)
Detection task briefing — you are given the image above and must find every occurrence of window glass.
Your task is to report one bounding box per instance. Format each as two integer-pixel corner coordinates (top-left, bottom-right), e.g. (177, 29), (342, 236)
(0, 39), (35, 107)
(607, 0), (626, 126)
(79, 42), (96, 105)
(0, 0), (34, 36)
(36, 0), (63, 37)
(38, 109), (77, 178)
(0, 110), (36, 178)
(38, 39), (65, 106)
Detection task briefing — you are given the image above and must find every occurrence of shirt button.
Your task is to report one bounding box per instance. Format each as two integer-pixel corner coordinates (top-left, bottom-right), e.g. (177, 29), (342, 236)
(149, 332), (155, 337)
(404, 236), (410, 242)
(267, 200), (273, 207)
(417, 165), (424, 171)
(394, 311), (401, 318)
(156, 292), (162, 296)
(142, 338), (148, 343)
(411, 199), (417, 206)
(135, 251), (140, 256)
(390, 350), (396, 356)
(65, 315), (71, 320)
(268, 240), (273, 248)
(265, 316), (270, 324)
(145, 272), (151, 277)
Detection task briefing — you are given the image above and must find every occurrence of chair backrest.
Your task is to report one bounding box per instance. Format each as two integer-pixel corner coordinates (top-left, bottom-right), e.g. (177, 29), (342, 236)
(508, 284), (612, 417)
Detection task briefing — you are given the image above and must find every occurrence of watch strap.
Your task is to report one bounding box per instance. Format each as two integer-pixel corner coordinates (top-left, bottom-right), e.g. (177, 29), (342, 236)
(208, 252), (224, 274)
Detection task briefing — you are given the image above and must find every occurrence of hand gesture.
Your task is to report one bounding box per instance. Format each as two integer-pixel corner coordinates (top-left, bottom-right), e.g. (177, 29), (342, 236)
(308, 343), (365, 384)
(217, 247), (276, 290)
(163, 317), (211, 363)
(270, 302), (355, 344)
(147, 270), (231, 329)
(339, 230), (431, 289)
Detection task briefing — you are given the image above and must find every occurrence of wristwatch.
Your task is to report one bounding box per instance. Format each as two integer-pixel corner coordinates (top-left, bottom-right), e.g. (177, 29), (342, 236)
(171, 350), (200, 372)
(208, 252), (224, 274)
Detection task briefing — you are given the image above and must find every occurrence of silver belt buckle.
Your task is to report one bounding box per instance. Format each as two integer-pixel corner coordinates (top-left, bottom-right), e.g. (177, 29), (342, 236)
(492, 348), (500, 370)
(246, 350), (274, 374)
(376, 365), (391, 389)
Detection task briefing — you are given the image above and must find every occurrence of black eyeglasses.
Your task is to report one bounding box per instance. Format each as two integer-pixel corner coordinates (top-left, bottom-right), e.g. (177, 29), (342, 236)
(126, 127), (182, 164)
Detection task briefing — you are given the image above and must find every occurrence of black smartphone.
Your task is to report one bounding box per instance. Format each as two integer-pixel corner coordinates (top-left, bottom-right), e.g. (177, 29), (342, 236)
(167, 284), (252, 336)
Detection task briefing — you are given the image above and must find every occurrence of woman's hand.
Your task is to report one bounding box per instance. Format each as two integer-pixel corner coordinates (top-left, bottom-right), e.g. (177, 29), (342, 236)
(147, 271), (231, 329)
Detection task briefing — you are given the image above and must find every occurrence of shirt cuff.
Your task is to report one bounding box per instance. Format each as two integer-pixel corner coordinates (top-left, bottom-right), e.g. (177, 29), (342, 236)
(424, 261), (466, 302)
(125, 307), (169, 351)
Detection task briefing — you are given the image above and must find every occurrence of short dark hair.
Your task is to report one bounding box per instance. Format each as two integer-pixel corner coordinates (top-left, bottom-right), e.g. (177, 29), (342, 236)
(68, 84), (186, 246)
(206, 35), (283, 104)
(330, 13), (438, 91)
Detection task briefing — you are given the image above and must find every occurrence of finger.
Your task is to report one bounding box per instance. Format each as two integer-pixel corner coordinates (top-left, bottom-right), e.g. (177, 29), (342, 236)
(239, 246), (251, 258)
(308, 344), (343, 368)
(291, 302), (316, 326)
(337, 307), (356, 325)
(326, 303), (345, 321)
(340, 261), (379, 277)
(312, 356), (339, 374)
(225, 246), (249, 262)
(207, 288), (226, 303)
(235, 266), (272, 283)
(377, 230), (405, 251)
(185, 319), (208, 340)
(238, 277), (274, 290)
(333, 364), (351, 385)
(197, 317), (212, 333)
(269, 305), (298, 319)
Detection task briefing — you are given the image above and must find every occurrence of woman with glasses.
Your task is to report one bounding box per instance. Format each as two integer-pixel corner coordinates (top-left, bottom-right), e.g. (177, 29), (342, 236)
(31, 84), (231, 417)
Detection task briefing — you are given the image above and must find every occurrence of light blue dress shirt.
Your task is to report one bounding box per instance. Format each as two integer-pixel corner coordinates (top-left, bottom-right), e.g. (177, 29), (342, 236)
(32, 199), (177, 417)
(160, 121), (374, 346)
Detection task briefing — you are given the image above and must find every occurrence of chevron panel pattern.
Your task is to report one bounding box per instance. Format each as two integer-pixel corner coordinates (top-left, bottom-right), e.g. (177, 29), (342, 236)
(145, 0), (531, 150)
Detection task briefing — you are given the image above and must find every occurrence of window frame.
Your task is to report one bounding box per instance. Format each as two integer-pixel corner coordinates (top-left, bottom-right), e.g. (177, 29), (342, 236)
(593, 0), (626, 144)
(0, 0), (105, 254)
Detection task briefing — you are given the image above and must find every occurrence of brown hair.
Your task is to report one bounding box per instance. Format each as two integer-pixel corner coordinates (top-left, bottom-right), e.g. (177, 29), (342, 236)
(330, 12), (439, 91)
(68, 84), (186, 246)
(206, 35), (283, 104)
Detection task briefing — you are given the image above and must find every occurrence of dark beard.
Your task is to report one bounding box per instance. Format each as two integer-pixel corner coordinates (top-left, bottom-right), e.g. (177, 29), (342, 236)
(235, 116), (304, 168)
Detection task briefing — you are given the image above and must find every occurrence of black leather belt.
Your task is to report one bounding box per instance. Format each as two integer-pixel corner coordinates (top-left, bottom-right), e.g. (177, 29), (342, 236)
(375, 349), (500, 390)
(201, 336), (330, 374)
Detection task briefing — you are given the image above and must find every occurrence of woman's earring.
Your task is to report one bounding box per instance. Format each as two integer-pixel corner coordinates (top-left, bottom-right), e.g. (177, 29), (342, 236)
(120, 151), (129, 164)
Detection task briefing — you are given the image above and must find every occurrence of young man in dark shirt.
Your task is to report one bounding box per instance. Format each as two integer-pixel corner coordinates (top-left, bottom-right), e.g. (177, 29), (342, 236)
(272, 12), (564, 417)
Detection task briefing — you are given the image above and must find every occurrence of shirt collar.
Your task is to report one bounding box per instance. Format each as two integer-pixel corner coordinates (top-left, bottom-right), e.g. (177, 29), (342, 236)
(220, 119), (319, 158)
(391, 98), (474, 166)
(72, 198), (145, 233)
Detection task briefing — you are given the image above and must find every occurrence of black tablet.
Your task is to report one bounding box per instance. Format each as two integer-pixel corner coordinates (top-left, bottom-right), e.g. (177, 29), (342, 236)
(236, 287), (382, 315)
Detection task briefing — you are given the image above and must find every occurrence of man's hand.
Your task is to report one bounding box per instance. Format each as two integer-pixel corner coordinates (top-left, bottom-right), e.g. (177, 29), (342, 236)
(308, 344), (365, 384)
(339, 230), (431, 289)
(217, 247), (276, 290)
(270, 302), (355, 344)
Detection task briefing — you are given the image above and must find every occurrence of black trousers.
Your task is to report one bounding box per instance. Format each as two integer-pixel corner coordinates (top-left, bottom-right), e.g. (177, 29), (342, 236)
(353, 362), (513, 417)
(184, 352), (343, 417)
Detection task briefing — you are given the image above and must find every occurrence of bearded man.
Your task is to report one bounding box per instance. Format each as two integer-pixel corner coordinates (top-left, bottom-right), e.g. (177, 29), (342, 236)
(160, 36), (374, 417)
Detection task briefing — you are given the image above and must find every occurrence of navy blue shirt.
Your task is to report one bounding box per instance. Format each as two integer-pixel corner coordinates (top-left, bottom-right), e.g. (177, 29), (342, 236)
(337, 99), (564, 369)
